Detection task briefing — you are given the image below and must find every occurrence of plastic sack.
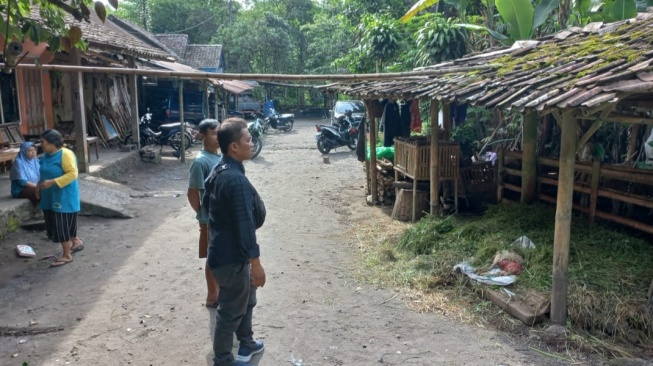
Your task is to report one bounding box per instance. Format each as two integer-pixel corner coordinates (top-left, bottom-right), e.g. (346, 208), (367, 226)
(366, 146), (394, 162)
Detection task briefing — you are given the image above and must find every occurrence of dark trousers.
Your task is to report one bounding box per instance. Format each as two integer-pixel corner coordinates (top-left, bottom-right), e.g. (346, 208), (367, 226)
(211, 262), (257, 366)
(17, 186), (39, 205)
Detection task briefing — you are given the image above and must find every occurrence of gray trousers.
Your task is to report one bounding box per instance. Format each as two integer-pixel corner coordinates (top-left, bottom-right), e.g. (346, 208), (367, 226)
(211, 262), (258, 366)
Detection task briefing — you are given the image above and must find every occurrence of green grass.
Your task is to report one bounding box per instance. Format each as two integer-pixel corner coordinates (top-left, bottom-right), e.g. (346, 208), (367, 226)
(362, 204), (653, 341)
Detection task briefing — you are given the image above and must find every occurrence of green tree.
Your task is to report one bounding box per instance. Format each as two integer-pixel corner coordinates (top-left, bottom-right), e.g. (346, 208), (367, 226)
(113, 0), (150, 29)
(0, 0), (117, 53)
(302, 12), (354, 73)
(360, 13), (403, 72)
(149, 0), (229, 44)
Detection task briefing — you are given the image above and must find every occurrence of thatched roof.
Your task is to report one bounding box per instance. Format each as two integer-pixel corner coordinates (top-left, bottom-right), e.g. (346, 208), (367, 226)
(322, 12), (653, 115)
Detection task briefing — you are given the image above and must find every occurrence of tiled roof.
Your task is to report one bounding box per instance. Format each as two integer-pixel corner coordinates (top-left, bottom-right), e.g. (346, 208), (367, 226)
(155, 34), (189, 60)
(184, 45), (222, 70)
(107, 15), (179, 60)
(30, 8), (172, 60)
(322, 13), (653, 115)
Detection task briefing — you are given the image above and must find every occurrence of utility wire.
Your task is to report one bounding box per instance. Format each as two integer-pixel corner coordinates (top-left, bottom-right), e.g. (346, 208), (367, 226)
(163, 14), (216, 34)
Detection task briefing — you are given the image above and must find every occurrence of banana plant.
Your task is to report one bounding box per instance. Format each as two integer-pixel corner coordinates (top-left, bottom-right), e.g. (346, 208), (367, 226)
(572, 0), (651, 25)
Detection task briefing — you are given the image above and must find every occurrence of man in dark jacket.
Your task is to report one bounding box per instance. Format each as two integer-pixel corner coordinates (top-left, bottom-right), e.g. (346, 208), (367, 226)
(202, 118), (266, 366)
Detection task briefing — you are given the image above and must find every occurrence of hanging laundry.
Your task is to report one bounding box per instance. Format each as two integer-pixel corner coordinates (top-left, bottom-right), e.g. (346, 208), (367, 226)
(399, 101), (411, 137)
(410, 99), (422, 133)
(382, 101), (401, 147)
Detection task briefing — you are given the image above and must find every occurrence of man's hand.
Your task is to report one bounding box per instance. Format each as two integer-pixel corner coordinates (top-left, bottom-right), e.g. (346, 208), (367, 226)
(39, 179), (56, 189)
(250, 258), (266, 288)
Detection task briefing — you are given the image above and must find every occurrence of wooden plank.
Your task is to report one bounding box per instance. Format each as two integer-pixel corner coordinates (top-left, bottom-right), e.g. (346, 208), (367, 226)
(128, 57), (140, 148)
(70, 49), (88, 173)
(430, 101), (440, 216)
(505, 167), (522, 176)
(522, 112), (538, 204)
(504, 183), (522, 193)
(550, 112), (578, 326)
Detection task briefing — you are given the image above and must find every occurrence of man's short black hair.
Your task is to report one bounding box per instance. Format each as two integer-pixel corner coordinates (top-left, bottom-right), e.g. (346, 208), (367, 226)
(218, 118), (248, 156)
(41, 129), (64, 148)
(198, 119), (219, 135)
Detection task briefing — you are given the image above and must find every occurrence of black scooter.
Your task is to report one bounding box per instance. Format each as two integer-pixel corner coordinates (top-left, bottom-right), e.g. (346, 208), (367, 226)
(132, 111), (192, 151)
(263, 108), (294, 133)
(314, 114), (358, 154)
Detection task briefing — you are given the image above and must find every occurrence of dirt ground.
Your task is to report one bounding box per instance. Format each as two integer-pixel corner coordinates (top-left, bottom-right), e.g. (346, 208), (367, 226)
(0, 118), (570, 366)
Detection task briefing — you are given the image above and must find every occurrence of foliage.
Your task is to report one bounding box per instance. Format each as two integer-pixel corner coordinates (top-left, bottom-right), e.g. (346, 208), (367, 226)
(0, 0), (116, 52)
(415, 14), (467, 65)
(302, 13), (354, 73)
(360, 13), (403, 71)
(149, 0), (229, 44)
(112, 0), (150, 30)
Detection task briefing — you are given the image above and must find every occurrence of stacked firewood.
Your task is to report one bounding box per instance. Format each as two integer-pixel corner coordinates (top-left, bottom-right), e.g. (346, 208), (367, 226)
(86, 76), (134, 144)
(365, 159), (396, 205)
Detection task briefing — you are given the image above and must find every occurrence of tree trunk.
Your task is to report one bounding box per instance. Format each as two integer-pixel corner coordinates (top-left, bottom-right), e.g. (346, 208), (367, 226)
(558, 0), (571, 30)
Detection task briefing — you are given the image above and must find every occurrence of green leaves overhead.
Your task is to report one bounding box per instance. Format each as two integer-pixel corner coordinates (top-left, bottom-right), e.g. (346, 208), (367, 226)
(495, 0), (534, 40)
(609, 0), (637, 20)
(533, 0), (559, 29)
(415, 15), (467, 65)
(400, 0), (440, 23)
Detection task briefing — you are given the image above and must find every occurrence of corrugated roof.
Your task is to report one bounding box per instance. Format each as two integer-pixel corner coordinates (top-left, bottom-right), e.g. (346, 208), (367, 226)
(184, 45), (222, 70)
(155, 34), (189, 60)
(141, 60), (253, 94)
(30, 8), (172, 60)
(322, 13), (653, 115)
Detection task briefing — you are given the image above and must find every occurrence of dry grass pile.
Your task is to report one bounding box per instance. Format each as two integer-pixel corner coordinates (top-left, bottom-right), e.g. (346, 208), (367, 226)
(357, 204), (653, 344)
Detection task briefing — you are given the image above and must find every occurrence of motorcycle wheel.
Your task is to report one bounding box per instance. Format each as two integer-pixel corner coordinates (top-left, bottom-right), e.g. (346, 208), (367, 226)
(317, 135), (331, 154)
(347, 136), (358, 150)
(170, 132), (193, 151)
(251, 137), (263, 159)
(283, 120), (294, 132)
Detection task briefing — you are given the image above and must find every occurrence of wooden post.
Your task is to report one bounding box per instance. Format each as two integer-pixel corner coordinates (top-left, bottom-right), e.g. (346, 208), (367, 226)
(179, 80), (186, 163)
(369, 107), (378, 203)
(214, 87), (219, 121)
(430, 100), (440, 216)
(70, 48), (89, 173)
(627, 124), (641, 162)
(521, 112), (538, 204)
(442, 103), (452, 141)
(551, 112), (578, 326)
(223, 90), (228, 121)
(496, 147), (505, 203)
(204, 81), (210, 119)
(128, 57), (140, 148)
(589, 159), (601, 226)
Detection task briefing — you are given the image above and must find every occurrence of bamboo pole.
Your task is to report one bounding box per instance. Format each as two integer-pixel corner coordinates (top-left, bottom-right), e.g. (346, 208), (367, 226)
(70, 48), (89, 173)
(204, 81), (210, 119)
(128, 56), (140, 148)
(521, 112), (538, 204)
(551, 112), (578, 326)
(589, 160), (601, 225)
(627, 124), (641, 162)
(6, 63), (502, 82)
(214, 89), (219, 122)
(578, 113), (653, 125)
(430, 100), (440, 216)
(179, 80), (186, 163)
(496, 148), (505, 203)
(368, 104), (378, 204)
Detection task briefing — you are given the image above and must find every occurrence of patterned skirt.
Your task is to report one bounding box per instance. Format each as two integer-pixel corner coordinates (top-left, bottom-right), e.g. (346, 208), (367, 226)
(44, 210), (78, 243)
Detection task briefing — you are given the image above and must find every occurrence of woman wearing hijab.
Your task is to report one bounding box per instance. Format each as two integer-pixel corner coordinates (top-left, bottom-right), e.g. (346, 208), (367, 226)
(38, 130), (83, 268)
(10, 142), (40, 204)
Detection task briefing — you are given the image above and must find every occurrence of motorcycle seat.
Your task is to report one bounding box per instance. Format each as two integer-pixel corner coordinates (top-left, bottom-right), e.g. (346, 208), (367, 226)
(158, 122), (180, 131)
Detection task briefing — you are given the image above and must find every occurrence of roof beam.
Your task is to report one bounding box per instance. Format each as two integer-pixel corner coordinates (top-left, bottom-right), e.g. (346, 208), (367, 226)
(3, 63), (501, 82)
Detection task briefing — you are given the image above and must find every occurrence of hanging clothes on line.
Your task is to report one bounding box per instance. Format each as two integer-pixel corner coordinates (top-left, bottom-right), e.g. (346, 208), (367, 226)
(382, 101), (401, 147)
(399, 101), (411, 138)
(410, 99), (422, 133)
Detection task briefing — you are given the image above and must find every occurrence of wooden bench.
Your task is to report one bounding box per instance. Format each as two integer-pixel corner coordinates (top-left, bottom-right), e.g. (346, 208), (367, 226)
(63, 136), (101, 161)
(0, 147), (19, 172)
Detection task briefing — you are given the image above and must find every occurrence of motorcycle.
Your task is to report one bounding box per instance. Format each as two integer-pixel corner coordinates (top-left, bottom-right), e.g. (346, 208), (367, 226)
(139, 111), (192, 151)
(263, 108), (294, 133)
(142, 108), (202, 146)
(314, 114), (359, 154)
(247, 118), (264, 159)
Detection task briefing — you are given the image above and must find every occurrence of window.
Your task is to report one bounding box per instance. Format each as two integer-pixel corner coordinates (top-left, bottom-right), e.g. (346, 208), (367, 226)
(0, 73), (19, 123)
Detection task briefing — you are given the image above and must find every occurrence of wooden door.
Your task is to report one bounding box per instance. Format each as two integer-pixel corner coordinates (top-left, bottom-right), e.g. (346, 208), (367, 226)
(23, 70), (46, 135)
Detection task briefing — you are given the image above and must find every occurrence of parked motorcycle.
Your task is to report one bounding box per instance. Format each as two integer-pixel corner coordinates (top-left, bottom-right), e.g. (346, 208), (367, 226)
(139, 112), (192, 151)
(247, 118), (264, 159)
(314, 114), (358, 154)
(263, 108), (294, 133)
(143, 108), (202, 146)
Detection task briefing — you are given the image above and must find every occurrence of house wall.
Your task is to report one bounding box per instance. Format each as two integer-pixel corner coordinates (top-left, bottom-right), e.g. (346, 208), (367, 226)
(17, 69), (54, 136)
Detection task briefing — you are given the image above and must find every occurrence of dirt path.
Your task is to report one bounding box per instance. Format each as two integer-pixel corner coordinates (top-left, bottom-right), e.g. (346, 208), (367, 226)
(0, 119), (565, 366)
